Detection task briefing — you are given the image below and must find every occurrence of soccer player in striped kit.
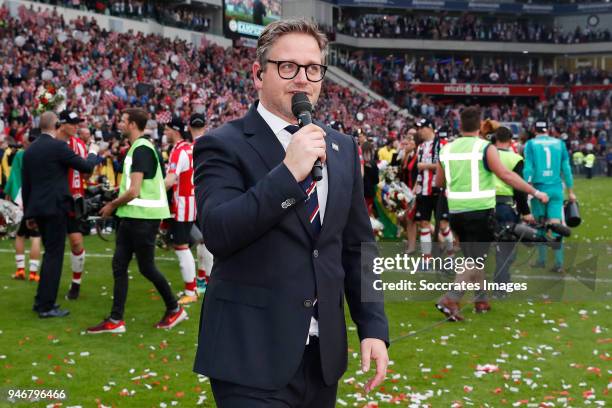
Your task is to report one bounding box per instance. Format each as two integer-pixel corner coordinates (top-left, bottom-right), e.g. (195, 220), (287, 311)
(57, 110), (89, 300)
(188, 113), (213, 294)
(164, 116), (198, 304)
(414, 118), (454, 262)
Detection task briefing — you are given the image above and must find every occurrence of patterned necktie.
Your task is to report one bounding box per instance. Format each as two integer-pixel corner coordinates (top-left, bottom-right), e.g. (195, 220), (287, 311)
(285, 125), (322, 239)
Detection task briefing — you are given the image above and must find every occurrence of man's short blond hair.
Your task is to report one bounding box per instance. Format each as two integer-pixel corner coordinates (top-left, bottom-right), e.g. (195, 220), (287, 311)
(256, 18), (328, 67)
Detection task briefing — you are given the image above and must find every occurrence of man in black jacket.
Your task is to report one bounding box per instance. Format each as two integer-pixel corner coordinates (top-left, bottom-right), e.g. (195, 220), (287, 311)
(22, 111), (98, 318)
(193, 19), (389, 407)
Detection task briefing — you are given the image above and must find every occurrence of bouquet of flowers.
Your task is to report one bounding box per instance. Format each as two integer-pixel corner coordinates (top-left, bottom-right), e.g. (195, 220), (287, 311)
(379, 165), (416, 219)
(33, 84), (66, 116)
(0, 199), (23, 239)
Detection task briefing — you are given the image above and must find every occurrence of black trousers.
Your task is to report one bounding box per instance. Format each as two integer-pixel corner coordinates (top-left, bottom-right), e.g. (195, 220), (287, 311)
(449, 209), (495, 259)
(210, 338), (337, 408)
(111, 218), (177, 321)
(34, 214), (68, 312)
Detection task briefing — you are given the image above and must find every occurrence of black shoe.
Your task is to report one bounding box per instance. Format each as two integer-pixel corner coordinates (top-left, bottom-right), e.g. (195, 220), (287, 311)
(33, 303), (60, 312)
(39, 308), (70, 318)
(66, 283), (80, 300)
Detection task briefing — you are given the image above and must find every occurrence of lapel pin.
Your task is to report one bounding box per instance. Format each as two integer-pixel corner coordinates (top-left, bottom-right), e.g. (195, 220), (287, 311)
(332, 142), (339, 152)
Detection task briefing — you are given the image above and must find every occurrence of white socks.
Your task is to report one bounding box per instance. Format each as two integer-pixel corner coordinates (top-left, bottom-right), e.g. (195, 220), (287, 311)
(420, 228), (432, 257)
(15, 254), (25, 269)
(71, 249), (85, 284)
(440, 226), (454, 250)
(176, 249), (196, 296)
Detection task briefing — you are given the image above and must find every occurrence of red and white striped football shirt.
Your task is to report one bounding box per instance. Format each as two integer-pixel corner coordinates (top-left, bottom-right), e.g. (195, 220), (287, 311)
(416, 140), (437, 196)
(167, 140), (196, 222)
(68, 136), (87, 198)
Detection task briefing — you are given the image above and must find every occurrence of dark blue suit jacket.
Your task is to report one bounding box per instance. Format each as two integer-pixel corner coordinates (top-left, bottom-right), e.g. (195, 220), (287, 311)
(22, 133), (97, 219)
(193, 101), (388, 389)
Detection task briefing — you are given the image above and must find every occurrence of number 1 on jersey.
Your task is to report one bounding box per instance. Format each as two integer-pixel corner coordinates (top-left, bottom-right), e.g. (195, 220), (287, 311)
(544, 146), (551, 169)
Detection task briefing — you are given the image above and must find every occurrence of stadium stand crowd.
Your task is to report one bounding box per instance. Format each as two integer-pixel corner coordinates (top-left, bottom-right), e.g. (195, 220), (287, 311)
(336, 14), (612, 43)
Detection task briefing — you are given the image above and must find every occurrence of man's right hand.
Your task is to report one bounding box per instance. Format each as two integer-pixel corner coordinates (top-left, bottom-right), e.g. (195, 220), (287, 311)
(534, 190), (549, 204)
(283, 124), (326, 182)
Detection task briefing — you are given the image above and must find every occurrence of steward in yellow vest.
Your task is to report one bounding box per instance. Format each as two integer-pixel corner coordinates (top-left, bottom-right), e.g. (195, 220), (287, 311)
(491, 127), (534, 297)
(434, 107), (547, 321)
(88, 108), (187, 334)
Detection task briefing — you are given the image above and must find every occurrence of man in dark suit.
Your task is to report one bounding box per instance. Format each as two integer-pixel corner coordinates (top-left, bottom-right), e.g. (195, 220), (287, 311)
(22, 111), (98, 318)
(193, 19), (389, 407)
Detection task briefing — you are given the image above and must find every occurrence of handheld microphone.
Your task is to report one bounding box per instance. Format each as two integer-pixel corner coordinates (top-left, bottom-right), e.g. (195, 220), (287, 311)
(291, 93), (323, 182)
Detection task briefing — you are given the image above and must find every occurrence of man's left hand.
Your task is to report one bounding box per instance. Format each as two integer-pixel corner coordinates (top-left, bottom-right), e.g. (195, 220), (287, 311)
(360, 338), (389, 393)
(100, 202), (116, 218)
(521, 214), (535, 224)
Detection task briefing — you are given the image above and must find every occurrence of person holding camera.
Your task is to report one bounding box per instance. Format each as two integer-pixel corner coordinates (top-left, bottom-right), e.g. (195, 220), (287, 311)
(523, 121), (576, 273)
(87, 108), (186, 334)
(492, 126), (534, 297)
(56, 110), (90, 300)
(434, 107), (548, 321)
(22, 112), (99, 318)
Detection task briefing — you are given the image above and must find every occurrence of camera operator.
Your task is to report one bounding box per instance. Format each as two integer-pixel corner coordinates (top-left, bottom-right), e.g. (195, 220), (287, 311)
(163, 116), (198, 304)
(492, 127), (534, 297)
(22, 111), (98, 318)
(523, 121), (576, 273)
(87, 108), (187, 334)
(56, 110), (90, 300)
(434, 107), (548, 321)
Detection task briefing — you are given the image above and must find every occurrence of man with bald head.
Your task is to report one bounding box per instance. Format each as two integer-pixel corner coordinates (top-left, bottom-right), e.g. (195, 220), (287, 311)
(22, 111), (99, 318)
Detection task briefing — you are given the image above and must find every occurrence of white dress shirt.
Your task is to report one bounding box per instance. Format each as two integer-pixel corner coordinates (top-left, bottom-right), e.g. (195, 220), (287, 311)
(257, 101), (326, 343)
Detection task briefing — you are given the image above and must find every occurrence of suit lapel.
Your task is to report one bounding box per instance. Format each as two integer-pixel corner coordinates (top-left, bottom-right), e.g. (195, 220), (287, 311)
(244, 102), (314, 240)
(244, 102), (286, 172)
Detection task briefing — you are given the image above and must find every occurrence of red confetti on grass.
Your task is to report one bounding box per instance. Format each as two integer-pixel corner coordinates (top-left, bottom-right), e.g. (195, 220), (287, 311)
(586, 366), (601, 376)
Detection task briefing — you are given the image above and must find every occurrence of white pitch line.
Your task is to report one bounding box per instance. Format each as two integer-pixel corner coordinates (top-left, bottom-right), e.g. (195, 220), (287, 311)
(1, 248), (610, 283)
(0, 248), (178, 261)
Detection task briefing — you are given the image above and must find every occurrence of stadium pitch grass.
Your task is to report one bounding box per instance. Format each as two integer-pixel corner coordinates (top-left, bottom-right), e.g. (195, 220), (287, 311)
(0, 177), (610, 406)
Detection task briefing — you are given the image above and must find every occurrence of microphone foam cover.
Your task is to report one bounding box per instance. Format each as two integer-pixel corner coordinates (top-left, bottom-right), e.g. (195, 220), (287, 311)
(291, 93), (312, 118)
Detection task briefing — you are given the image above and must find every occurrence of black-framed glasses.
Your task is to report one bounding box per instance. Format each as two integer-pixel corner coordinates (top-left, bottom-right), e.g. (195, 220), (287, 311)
(266, 59), (328, 82)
